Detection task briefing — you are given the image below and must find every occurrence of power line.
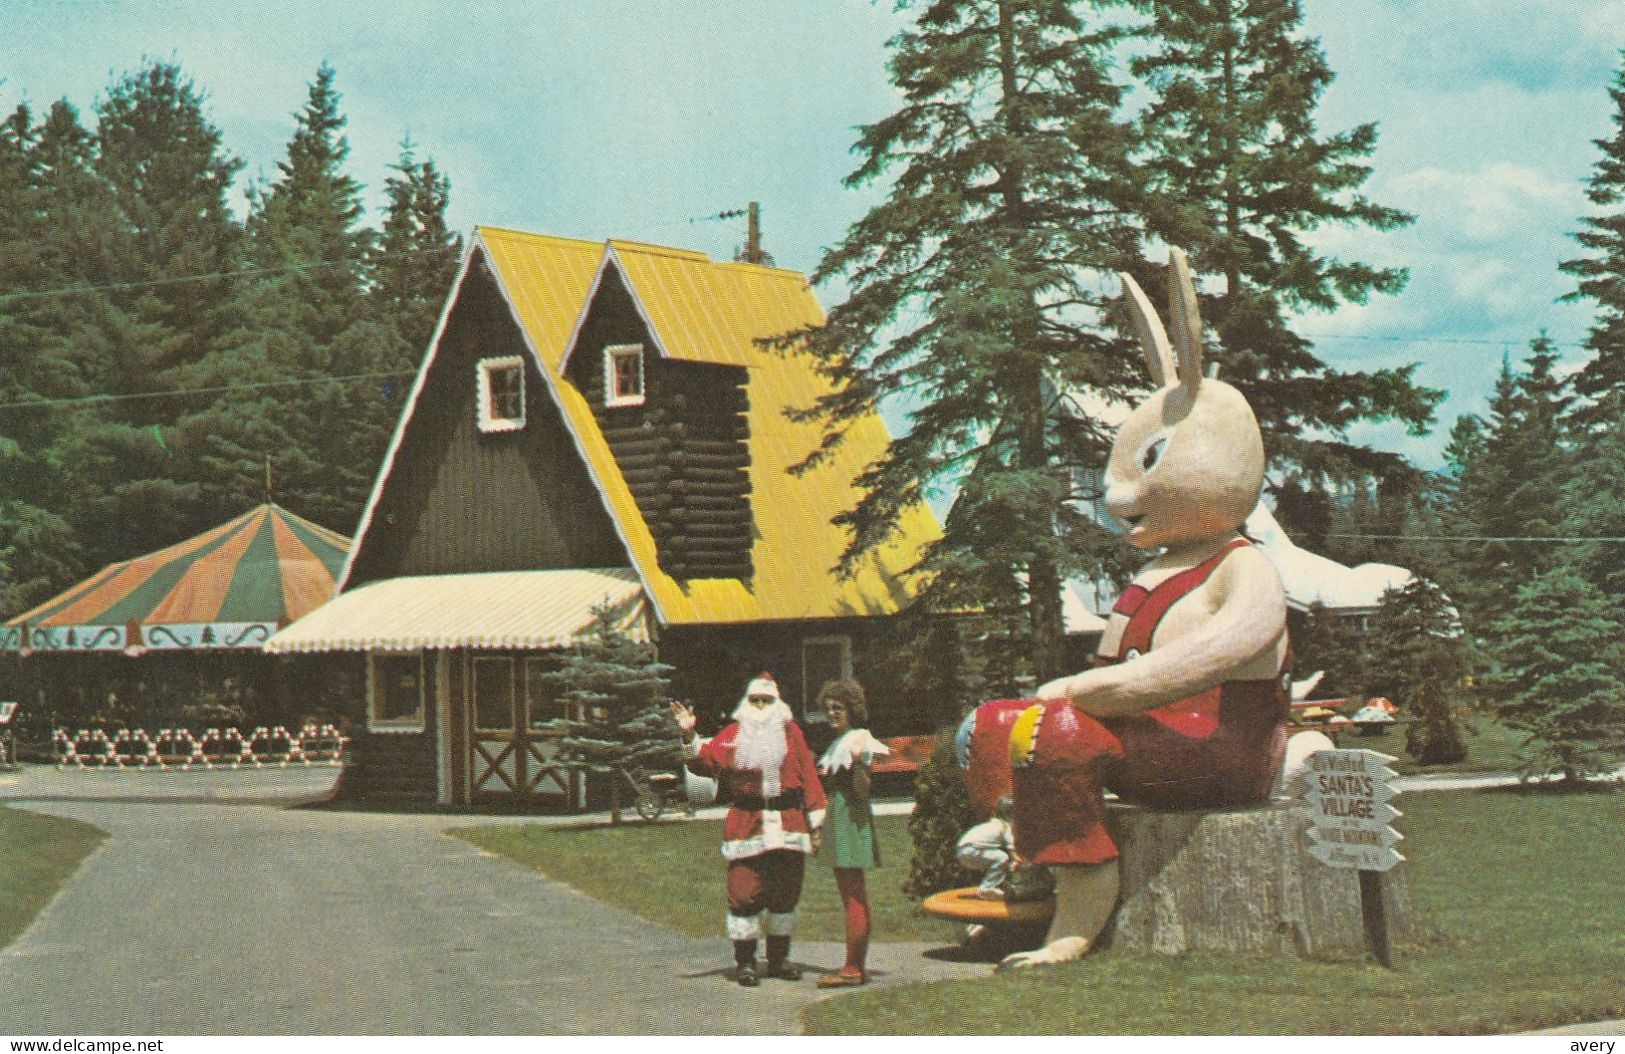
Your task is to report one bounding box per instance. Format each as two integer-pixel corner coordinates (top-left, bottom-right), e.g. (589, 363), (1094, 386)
(1302, 333), (1587, 349)
(0, 370), (415, 412)
(0, 259), (347, 305)
(1330, 532), (1625, 543)
(0, 243), (462, 305)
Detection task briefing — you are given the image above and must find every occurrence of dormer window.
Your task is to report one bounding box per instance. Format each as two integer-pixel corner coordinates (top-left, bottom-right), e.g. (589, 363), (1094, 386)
(477, 355), (525, 433)
(605, 344), (645, 407)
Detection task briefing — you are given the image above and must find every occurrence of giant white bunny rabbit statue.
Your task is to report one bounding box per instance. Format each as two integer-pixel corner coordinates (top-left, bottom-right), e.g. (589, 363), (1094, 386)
(960, 248), (1291, 970)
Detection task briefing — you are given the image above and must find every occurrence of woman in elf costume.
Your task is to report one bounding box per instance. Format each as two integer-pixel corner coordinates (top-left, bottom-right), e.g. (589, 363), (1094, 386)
(814, 678), (890, 988)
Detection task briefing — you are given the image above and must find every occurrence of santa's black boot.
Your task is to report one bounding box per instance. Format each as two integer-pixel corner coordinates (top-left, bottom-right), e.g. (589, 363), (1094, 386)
(765, 935), (802, 981)
(733, 940), (760, 987)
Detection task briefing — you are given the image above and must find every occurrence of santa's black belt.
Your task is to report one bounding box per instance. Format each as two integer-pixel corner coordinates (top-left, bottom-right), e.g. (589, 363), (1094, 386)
(734, 790), (804, 811)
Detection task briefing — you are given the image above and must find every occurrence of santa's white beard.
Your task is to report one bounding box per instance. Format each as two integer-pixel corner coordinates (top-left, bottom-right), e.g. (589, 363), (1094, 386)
(733, 700), (791, 773)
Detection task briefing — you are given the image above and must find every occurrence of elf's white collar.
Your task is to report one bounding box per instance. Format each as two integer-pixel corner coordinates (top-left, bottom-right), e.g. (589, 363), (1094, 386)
(818, 728), (890, 774)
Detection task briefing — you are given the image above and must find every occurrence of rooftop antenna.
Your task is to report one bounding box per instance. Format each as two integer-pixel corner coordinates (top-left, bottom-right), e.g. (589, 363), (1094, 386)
(701, 202), (773, 266)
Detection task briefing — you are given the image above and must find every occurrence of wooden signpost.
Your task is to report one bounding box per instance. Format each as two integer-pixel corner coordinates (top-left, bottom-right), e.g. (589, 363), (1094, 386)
(1302, 748), (1403, 967)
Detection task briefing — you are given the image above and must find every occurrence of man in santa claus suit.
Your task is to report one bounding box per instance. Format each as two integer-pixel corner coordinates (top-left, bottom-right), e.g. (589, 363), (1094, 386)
(672, 672), (827, 987)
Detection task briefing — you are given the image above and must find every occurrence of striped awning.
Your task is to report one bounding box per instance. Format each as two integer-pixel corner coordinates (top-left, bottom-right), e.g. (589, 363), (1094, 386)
(264, 568), (649, 654)
(2, 504), (349, 654)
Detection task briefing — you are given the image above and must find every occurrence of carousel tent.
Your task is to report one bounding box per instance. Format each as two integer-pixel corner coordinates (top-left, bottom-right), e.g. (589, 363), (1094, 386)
(1, 503), (350, 655)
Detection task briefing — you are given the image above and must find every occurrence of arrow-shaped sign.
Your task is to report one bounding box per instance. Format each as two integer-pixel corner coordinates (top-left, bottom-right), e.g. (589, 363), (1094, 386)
(1305, 779), (1400, 809)
(1309, 823), (1404, 849)
(1307, 841), (1405, 872)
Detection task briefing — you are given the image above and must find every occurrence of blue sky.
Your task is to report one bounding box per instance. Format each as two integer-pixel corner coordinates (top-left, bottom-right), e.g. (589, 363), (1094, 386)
(4, 0), (1623, 471)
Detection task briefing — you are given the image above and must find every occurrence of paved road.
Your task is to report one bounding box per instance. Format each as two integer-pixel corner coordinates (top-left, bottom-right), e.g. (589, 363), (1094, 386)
(4, 763), (1621, 1036)
(0, 766), (983, 1035)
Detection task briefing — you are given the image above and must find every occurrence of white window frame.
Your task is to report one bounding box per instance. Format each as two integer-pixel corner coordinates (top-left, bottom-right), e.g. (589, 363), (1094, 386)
(801, 634), (853, 724)
(604, 343), (646, 408)
(368, 651), (426, 733)
(476, 355), (526, 433)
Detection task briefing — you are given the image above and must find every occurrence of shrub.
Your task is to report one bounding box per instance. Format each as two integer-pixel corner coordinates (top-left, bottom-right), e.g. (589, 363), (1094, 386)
(902, 730), (976, 901)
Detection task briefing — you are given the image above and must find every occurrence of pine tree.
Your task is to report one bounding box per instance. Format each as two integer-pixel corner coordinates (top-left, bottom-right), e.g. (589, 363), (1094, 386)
(1558, 417), (1625, 601)
(1440, 339), (1573, 624)
(195, 63), (380, 531)
(536, 604), (678, 824)
(902, 732), (977, 900)
(1132, 0), (1439, 533)
(794, 0), (1146, 682)
(371, 138), (462, 361)
(38, 63), (247, 569)
(0, 103), (86, 612)
(1366, 576), (1470, 766)
(243, 62), (371, 343)
(1291, 602), (1367, 703)
(1487, 566), (1625, 784)
(94, 61), (243, 378)
(1561, 53), (1625, 428)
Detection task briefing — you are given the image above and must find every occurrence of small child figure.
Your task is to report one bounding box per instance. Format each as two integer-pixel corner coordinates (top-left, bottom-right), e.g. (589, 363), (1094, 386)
(958, 795), (1055, 903)
(957, 795), (1019, 900)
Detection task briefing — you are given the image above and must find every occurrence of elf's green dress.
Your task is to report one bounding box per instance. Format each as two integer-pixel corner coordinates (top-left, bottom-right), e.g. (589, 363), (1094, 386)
(818, 730), (889, 869)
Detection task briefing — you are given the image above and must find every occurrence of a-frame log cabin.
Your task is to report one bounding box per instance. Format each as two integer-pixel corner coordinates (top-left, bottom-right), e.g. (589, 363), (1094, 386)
(267, 227), (939, 807)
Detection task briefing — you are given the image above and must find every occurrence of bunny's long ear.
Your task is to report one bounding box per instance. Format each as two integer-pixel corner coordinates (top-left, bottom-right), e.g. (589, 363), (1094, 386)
(1119, 272), (1175, 389)
(1166, 247), (1205, 391)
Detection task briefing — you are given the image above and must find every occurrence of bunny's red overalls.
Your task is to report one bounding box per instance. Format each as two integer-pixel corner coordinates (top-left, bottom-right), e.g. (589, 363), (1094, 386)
(964, 539), (1290, 866)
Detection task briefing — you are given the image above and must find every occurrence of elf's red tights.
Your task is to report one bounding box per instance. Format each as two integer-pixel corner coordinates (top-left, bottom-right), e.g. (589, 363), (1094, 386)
(834, 867), (870, 974)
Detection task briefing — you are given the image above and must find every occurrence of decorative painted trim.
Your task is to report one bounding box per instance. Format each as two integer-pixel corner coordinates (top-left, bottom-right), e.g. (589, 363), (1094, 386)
(556, 246), (673, 374)
(603, 343), (646, 408)
(476, 354), (527, 433)
(16, 625), (126, 652)
(142, 623), (276, 651)
(367, 651), (427, 734)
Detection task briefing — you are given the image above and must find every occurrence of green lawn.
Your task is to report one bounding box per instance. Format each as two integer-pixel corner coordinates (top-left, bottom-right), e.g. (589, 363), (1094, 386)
(450, 814), (959, 945)
(455, 787), (1625, 1034)
(1318, 714), (1527, 776)
(0, 805), (105, 950)
(804, 786), (1625, 1035)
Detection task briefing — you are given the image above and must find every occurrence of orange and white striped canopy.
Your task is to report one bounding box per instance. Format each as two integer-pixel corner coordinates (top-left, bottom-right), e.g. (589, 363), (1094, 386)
(2, 504), (350, 654)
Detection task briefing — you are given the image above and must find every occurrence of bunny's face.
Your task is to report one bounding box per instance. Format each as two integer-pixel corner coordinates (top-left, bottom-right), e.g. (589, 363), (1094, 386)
(1104, 379), (1263, 550)
(1109, 249), (1265, 551)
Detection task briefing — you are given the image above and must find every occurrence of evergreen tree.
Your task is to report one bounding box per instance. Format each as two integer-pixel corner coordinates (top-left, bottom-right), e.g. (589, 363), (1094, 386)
(1132, 0), (1439, 533)
(902, 732), (977, 900)
(1439, 339), (1573, 623)
(37, 63), (246, 569)
(1557, 417), (1625, 601)
(371, 138), (461, 361)
(1561, 53), (1625, 427)
(0, 103), (86, 612)
(1366, 576), (1469, 766)
(536, 605), (678, 824)
(195, 63), (381, 531)
(1291, 602), (1367, 703)
(243, 62), (371, 342)
(795, 0), (1146, 682)
(94, 61), (244, 378)
(1487, 566), (1625, 784)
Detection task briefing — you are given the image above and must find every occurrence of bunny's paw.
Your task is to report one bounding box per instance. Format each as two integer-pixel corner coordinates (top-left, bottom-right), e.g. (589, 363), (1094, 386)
(995, 936), (1091, 971)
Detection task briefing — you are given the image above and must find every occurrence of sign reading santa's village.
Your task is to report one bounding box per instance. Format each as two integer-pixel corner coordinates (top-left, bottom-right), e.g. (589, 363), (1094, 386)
(1303, 748), (1404, 872)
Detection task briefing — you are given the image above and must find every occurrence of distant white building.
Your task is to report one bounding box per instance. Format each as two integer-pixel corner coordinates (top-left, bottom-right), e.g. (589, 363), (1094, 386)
(1049, 383), (1416, 633)
(1242, 503), (1413, 616)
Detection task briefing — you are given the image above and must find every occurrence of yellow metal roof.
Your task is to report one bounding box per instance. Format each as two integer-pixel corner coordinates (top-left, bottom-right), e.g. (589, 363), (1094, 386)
(455, 227), (939, 626)
(266, 569), (649, 653)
